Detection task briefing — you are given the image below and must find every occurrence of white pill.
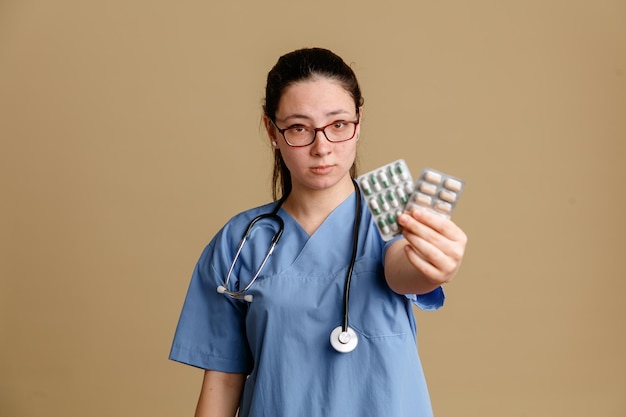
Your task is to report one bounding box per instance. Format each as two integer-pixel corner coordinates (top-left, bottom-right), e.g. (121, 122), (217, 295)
(377, 218), (390, 235)
(396, 187), (408, 204)
(377, 171), (390, 188)
(379, 197), (390, 212)
(388, 220), (399, 232)
(415, 193), (432, 206)
(369, 198), (381, 215)
(395, 162), (409, 181)
(387, 166), (400, 184)
(444, 178), (463, 192)
(424, 170), (443, 184)
(419, 182), (438, 195)
(434, 201), (452, 214)
(388, 194), (399, 208)
(439, 189), (457, 203)
(360, 179), (372, 195)
(370, 174), (381, 192)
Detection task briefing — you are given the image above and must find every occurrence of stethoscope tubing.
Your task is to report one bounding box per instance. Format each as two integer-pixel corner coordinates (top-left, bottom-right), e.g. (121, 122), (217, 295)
(218, 207), (285, 301)
(341, 181), (361, 334)
(217, 179), (362, 352)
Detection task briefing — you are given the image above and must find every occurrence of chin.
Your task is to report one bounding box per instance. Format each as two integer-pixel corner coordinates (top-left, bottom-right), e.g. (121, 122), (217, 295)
(304, 175), (352, 192)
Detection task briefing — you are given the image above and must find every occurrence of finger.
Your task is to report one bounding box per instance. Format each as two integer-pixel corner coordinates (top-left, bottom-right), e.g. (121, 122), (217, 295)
(401, 211), (468, 265)
(398, 211), (450, 253)
(406, 234), (455, 272)
(409, 209), (466, 243)
(403, 244), (450, 283)
(399, 217), (465, 275)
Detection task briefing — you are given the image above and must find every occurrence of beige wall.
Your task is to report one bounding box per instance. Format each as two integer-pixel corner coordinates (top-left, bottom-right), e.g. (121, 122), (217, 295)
(1, 0), (625, 416)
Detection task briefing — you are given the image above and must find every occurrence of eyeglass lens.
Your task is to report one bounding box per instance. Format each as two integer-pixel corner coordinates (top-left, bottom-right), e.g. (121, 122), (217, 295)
(284, 122), (357, 146)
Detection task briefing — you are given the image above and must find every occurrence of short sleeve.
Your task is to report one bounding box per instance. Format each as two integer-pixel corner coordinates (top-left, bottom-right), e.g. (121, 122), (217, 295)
(404, 287), (445, 311)
(169, 230), (253, 374)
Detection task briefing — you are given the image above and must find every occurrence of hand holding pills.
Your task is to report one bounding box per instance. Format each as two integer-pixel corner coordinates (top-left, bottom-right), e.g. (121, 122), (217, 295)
(397, 208), (467, 286)
(360, 160), (468, 293)
(357, 160), (465, 241)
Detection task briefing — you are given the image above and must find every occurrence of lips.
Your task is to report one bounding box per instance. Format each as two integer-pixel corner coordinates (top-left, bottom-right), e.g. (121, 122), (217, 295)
(310, 165), (334, 175)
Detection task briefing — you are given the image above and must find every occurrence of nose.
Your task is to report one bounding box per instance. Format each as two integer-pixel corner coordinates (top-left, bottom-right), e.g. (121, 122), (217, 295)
(310, 129), (331, 155)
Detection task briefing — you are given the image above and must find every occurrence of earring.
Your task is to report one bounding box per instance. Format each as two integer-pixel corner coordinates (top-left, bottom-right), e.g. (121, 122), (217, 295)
(271, 141), (277, 147)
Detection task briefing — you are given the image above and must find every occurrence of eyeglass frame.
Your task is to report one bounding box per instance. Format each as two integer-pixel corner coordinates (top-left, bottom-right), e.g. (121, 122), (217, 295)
(270, 117), (360, 148)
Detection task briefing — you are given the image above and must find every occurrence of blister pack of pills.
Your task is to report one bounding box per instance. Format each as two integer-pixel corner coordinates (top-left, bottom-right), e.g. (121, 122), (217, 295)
(357, 161), (465, 241)
(405, 168), (465, 219)
(357, 160), (415, 241)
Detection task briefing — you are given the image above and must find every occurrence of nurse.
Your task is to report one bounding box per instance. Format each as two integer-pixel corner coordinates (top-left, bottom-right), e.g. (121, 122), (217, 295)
(169, 47), (468, 417)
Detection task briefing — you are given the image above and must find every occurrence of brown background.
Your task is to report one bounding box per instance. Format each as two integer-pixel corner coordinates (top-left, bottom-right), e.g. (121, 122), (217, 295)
(1, 0), (625, 416)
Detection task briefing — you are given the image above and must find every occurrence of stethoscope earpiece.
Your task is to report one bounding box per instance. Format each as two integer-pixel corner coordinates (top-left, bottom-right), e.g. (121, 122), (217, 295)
(330, 326), (358, 353)
(216, 211), (285, 303)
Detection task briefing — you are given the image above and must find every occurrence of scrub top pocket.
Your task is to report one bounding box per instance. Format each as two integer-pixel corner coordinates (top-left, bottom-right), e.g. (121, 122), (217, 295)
(346, 258), (414, 339)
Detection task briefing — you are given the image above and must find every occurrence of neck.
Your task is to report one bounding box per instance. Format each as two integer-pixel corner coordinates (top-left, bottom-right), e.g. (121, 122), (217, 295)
(283, 177), (355, 235)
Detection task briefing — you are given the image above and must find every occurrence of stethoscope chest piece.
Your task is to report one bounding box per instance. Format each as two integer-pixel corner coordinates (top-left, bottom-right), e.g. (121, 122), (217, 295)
(330, 325), (358, 353)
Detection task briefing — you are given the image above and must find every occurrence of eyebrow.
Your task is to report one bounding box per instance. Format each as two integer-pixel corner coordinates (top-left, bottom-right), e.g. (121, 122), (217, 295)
(279, 109), (353, 124)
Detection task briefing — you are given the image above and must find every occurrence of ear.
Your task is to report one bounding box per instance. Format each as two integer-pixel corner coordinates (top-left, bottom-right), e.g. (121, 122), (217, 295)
(356, 106), (364, 140)
(263, 115), (278, 143)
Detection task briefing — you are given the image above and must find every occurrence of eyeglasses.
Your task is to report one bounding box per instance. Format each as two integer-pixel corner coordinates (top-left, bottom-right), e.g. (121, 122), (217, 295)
(271, 118), (360, 147)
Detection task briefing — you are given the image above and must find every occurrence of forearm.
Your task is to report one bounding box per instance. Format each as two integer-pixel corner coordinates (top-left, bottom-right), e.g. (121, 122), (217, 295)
(195, 370), (246, 417)
(384, 238), (442, 295)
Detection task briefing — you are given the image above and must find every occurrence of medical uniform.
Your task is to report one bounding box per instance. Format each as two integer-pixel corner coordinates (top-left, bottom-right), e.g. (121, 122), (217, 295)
(170, 190), (444, 417)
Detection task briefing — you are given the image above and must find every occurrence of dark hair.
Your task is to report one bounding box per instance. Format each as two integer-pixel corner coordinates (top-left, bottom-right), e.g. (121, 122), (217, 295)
(263, 47), (364, 200)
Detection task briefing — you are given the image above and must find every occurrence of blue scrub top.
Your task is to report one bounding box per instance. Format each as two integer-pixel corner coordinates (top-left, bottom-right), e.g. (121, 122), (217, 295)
(170, 191), (445, 417)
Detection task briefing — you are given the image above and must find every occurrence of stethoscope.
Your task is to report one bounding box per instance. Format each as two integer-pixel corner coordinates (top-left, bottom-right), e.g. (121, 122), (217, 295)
(217, 180), (362, 353)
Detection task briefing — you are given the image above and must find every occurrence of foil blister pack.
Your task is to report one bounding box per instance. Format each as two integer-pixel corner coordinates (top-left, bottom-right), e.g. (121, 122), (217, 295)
(405, 168), (465, 219)
(357, 160), (465, 241)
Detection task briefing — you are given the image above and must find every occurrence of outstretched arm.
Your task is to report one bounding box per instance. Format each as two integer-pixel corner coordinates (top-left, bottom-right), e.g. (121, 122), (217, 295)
(384, 208), (467, 295)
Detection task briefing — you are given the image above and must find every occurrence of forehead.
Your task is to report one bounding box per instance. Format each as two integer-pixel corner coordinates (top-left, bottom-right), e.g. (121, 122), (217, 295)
(277, 77), (355, 117)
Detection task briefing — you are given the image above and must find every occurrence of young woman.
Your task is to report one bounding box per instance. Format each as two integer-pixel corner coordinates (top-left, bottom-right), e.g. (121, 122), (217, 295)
(170, 47), (467, 417)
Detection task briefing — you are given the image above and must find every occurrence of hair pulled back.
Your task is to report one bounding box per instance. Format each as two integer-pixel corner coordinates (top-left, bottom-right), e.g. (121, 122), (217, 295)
(263, 47), (364, 200)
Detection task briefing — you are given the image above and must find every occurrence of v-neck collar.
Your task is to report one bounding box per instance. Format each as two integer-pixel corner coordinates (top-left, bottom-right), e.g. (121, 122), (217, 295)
(273, 191), (358, 275)
(277, 191), (356, 239)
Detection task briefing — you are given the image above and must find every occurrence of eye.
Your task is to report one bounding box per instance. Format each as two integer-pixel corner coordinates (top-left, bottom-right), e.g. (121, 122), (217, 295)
(287, 125), (310, 135)
(330, 121), (349, 130)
